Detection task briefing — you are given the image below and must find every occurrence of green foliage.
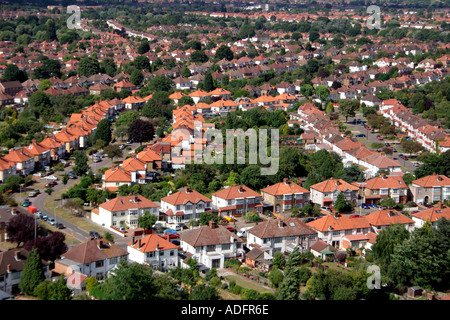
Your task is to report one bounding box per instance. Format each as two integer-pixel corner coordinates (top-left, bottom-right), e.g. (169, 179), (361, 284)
(386, 219), (450, 290)
(91, 261), (157, 300)
(19, 249), (45, 295)
(94, 118), (112, 145)
(73, 150), (89, 177)
(78, 56), (100, 77)
(333, 192), (353, 213)
(138, 211), (158, 230)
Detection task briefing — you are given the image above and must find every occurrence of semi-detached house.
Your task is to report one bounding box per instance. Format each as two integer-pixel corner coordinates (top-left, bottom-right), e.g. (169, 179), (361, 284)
(92, 194), (159, 230)
(212, 184), (263, 218)
(246, 218), (318, 255)
(260, 178), (310, 214)
(180, 220), (244, 269)
(160, 186), (212, 225)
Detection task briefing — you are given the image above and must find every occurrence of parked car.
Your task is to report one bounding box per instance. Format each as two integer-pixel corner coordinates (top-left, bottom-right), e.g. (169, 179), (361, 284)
(56, 222), (65, 229)
(93, 157), (101, 163)
(45, 181), (57, 188)
(305, 217), (316, 223)
(365, 126), (370, 130)
(171, 240), (180, 246)
(47, 218), (56, 226)
(225, 226), (235, 232)
(28, 190), (39, 197)
(23, 198), (30, 207)
(89, 230), (101, 239)
(350, 214), (360, 218)
(360, 203), (370, 209)
(164, 233), (179, 239)
(377, 136), (384, 140)
(355, 134), (366, 137)
(321, 206), (331, 211)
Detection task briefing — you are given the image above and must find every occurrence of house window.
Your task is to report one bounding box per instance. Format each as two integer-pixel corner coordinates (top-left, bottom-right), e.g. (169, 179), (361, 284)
(170, 250), (175, 256)
(206, 245), (215, 252)
(109, 257), (118, 264)
(332, 231), (340, 236)
(95, 260), (104, 268)
(146, 252), (155, 258)
(222, 243), (231, 251)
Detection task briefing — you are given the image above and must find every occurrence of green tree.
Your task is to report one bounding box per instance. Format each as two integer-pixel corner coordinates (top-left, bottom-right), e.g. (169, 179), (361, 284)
(268, 268), (284, 288)
(387, 219), (450, 289)
(138, 41), (150, 54)
(380, 197), (396, 209)
(103, 144), (123, 163)
(95, 118), (112, 145)
(372, 223), (410, 268)
(138, 211), (158, 230)
(272, 251), (286, 270)
(130, 69), (144, 86)
(73, 150), (89, 177)
(189, 285), (220, 300)
(3, 64), (28, 82)
(334, 192), (353, 213)
(203, 71), (215, 92)
(338, 99), (360, 122)
(92, 261), (156, 300)
(78, 56), (100, 77)
(215, 45), (234, 61)
(19, 249), (45, 295)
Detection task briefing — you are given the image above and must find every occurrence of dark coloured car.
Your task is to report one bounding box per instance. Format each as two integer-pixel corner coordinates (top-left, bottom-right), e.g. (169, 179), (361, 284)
(355, 134), (366, 137)
(56, 222), (65, 229)
(89, 230), (101, 239)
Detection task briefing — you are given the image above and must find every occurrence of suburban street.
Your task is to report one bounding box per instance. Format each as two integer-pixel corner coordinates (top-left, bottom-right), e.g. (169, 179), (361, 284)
(12, 141), (142, 249)
(345, 115), (417, 173)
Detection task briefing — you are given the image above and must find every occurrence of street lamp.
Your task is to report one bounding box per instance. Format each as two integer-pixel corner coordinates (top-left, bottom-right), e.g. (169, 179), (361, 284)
(54, 205), (59, 223)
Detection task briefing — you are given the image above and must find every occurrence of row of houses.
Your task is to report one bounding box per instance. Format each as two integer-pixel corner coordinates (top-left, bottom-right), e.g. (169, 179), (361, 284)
(380, 98), (450, 153)
(289, 102), (402, 179)
(0, 98), (127, 182)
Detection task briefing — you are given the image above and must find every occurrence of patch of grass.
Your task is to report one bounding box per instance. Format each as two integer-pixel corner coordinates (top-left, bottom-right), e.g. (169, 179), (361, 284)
(225, 275), (274, 294)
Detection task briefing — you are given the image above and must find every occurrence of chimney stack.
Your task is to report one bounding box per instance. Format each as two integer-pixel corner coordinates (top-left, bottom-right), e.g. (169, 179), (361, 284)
(283, 178), (288, 184)
(6, 264), (11, 273)
(138, 239), (142, 249)
(209, 220), (216, 229)
(14, 251), (20, 261)
(184, 186), (190, 193)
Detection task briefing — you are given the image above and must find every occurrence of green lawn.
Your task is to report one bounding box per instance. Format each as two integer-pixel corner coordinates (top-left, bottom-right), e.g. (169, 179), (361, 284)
(225, 275), (274, 294)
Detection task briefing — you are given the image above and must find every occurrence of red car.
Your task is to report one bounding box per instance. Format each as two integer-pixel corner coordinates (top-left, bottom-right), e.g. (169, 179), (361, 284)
(377, 136), (384, 140)
(350, 214), (360, 218)
(225, 226), (235, 232)
(164, 234), (179, 240)
(45, 181), (57, 188)
(365, 126), (370, 130)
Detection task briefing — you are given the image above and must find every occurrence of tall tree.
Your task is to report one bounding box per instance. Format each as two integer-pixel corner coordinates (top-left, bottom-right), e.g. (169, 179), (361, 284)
(6, 213), (36, 247)
(128, 119), (155, 145)
(94, 118), (112, 145)
(73, 150), (89, 177)
(19, 249), (45, 295)
(338, 99), (360, 122)
(203, 71), (215, 92)
(78, 56), (100, 77)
